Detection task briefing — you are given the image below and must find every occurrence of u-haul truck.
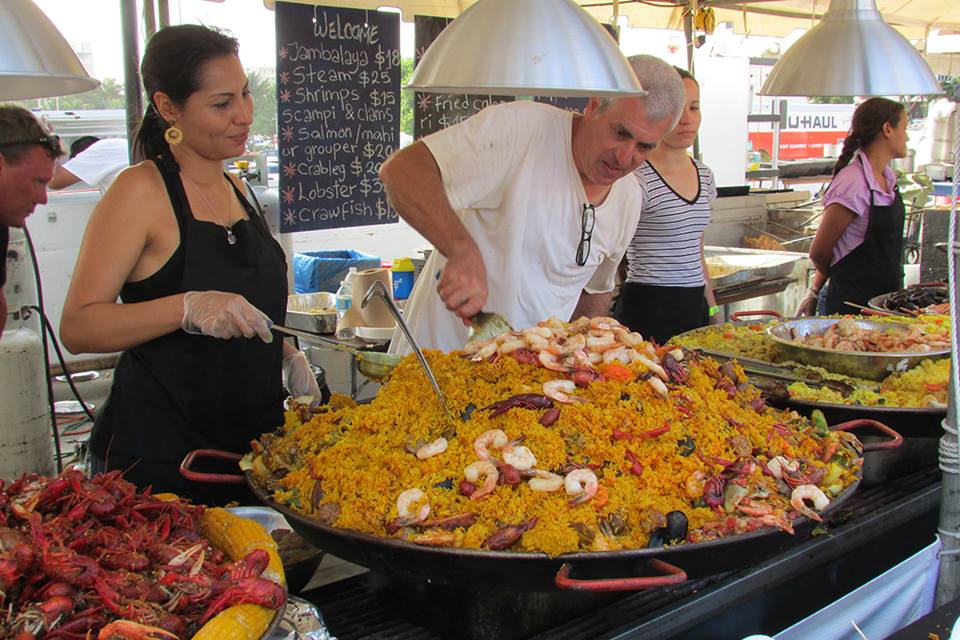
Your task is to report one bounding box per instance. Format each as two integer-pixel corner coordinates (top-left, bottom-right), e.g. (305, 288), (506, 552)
(749, 103), (855, 160)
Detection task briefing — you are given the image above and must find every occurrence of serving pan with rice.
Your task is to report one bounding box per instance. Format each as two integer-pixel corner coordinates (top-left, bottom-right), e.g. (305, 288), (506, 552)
(216, 318), (901, 591)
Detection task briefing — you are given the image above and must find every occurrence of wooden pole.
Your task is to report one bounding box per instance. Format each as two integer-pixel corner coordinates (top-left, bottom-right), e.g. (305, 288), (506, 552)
(119, 0), (142, 163)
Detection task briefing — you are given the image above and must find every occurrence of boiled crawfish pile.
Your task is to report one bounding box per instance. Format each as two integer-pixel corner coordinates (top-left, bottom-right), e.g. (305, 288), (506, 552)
(0, 468), (285, 639)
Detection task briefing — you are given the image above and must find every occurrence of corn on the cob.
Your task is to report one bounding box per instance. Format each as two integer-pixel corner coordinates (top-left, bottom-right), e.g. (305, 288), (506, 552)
(192, 603), (276, 640)
(194, 509), (286, 640)
(199, 508), (285, 584)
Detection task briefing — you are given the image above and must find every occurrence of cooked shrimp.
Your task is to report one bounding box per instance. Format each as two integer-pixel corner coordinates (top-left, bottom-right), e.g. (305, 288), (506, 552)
(543, 380), (585, 404)
(539, 351), (571, 372)
(462, 339), (493, 355)
(415, 437), (449, 460)
(502, 444), (537, 471)
(791, 484), (829, 521)
(589, 316), (620, 330)
(586, 332), (617, 353)
(526, 326), (554, 339)
(474, 429), (508, 460)
(498, 339), (525, 354)
(602, 347), (631, 365)
(464, 461), (500, 500)
(396, 488), (430, 524)
(563, 333), (586, 351)
(635, 354), (667, 380)
(523, 331), (551, 352)
(527, 470), (564, 492)
(647, 377), (669, 398)
(565, 469), (598, 505)
(471, 341), (499, 361)
(767, 455), (798, 480)
(612, 326), (645, 348)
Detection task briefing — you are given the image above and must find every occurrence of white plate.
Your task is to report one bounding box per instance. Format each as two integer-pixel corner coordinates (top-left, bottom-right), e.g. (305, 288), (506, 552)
(356, 326), (395, 342)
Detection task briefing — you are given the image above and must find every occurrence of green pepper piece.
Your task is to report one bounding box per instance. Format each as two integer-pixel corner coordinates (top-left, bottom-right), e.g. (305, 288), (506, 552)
(811, 409), (829, 437)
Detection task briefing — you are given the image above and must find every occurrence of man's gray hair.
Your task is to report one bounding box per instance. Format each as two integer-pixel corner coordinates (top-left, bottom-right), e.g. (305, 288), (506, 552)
(0, 105), (63, 163)
(598, 55), (686, 129)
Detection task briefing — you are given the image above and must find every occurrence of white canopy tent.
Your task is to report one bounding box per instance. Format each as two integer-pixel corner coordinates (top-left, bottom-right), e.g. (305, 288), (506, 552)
(265, 0), (960, 40)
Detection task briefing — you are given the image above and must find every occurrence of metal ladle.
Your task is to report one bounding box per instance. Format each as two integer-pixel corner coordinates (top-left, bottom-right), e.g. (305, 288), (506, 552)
(361, 281), (457, 435)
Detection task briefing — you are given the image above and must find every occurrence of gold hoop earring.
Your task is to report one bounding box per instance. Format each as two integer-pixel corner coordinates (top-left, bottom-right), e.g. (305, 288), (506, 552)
(164, 124), (183, 146)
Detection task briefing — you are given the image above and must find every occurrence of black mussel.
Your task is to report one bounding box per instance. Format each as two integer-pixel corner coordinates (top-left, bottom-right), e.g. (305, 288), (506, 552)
(620, 392), (631, 401)
(460, 403), (477, 422)
(664, 511), (688, 542)
(677, 435), (696, 456)
(433, 478), (454, 490)
(647, 529), (667, 548)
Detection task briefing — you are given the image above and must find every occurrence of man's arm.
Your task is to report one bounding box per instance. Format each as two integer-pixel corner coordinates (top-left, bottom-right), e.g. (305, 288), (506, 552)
(48, 166), (81, 190)
(570, 290), (614, 321)
(379, 142), (487, 322)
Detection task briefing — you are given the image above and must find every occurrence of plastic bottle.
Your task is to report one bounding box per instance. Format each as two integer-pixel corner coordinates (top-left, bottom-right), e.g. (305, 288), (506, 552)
(391, 257), (415, 304)
(335, 267), (357, 340)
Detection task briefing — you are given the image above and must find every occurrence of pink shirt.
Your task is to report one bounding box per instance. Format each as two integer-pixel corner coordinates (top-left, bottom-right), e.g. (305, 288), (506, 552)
(822, 150), (898, 265)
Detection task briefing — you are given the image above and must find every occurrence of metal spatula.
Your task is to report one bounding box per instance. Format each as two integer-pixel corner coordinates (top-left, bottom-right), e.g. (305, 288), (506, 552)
(469, 312), (513, 343)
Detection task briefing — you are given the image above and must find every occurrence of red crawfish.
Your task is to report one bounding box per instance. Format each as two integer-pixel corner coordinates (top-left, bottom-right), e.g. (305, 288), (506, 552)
(198, 577), (286, 625)
(482, 518), (539, 551)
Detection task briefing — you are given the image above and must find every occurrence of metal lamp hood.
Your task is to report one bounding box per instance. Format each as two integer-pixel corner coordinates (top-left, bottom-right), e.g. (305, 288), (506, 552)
(407, 0), (645, 97)
(759, 0), (941, 97)
(0, 0), (100, 100)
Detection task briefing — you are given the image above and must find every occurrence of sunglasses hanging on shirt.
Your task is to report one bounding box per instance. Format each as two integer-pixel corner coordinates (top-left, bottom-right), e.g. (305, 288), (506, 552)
(576, 203), (596, 267)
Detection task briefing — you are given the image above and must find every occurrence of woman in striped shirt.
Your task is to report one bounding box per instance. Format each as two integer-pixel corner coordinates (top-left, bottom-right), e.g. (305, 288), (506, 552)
(614, 68), (719, 345)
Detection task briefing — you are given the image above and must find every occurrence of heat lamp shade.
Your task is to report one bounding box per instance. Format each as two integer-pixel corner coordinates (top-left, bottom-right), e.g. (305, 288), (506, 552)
(407, 0), (645, 97)
(759, 0), (941, 97)
(0, 0), (100, 100)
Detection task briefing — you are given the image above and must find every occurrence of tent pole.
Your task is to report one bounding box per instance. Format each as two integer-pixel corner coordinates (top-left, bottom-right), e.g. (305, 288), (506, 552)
(143, 0), (157, 39)
(158, 0), (170, 28)
(120, 0), (143, 162)
(935, 95), (960, 607)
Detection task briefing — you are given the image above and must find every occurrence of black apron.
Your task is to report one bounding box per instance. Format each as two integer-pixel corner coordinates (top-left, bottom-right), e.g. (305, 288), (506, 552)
(614, 282), (709, 346)
(824, 165), (905, 315)
(89, 151), (287, 504)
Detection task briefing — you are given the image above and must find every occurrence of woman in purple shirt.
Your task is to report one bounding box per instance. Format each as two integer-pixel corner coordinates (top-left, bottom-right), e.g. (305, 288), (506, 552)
(797, 98), (907, 316)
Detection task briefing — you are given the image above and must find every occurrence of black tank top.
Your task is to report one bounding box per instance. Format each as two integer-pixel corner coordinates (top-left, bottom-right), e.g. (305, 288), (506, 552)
(90, 151), (287, 503)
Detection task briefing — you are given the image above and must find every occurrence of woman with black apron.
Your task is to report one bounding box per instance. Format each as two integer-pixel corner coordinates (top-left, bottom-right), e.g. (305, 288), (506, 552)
(60, 26), (319, 504)
(614, 68), (721, 345)
(797, 98), (907, 317)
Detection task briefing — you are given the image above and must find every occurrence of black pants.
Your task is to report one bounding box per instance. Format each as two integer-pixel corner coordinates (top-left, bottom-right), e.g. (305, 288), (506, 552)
(614, 282), (709, 346)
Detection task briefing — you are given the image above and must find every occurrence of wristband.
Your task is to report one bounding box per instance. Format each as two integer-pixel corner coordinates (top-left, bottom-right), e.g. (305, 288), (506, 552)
(708, 305), (721, 317)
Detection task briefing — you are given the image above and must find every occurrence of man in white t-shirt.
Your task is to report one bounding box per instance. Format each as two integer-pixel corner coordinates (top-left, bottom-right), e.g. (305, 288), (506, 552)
(48, 137), (128, 194)
(381, 55), (685, 353)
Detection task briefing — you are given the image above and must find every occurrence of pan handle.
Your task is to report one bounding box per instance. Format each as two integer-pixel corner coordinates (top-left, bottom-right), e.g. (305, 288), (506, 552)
(179, 449), (245, 484)
(729, 310), (783, 322)
(554, 558), (687, 592)
(831, 419), (903, 452)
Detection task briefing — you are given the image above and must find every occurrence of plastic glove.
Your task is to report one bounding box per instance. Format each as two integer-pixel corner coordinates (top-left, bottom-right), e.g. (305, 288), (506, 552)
(181, 291), (273, 342)
(282, 351), (322, 406)
(795, 291), (819, 317)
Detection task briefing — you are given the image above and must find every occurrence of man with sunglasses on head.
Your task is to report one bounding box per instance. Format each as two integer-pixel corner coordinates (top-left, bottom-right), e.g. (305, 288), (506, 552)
(381, 55), (684, 353)
(0, 106), (62, 336)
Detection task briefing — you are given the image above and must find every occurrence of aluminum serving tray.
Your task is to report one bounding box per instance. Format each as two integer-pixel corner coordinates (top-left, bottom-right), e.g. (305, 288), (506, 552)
(766, 318), (950, 381)
(287, 293), (338, 334)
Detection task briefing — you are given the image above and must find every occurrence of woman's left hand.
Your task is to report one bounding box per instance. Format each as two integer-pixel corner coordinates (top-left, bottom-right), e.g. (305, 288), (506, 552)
(283, 351), (322, 406)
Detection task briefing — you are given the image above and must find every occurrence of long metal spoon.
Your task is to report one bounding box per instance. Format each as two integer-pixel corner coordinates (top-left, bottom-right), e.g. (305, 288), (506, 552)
(361, 281), (457, 435)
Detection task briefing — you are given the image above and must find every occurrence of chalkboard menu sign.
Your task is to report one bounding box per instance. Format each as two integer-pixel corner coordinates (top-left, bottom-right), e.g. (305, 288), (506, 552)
(276, 4), (400, 232)
(413, 16), (514, 139)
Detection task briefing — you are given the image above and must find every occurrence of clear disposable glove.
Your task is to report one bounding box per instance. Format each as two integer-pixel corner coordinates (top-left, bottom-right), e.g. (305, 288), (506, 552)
(795, 291), (819, 317)
(181, 291), (273, 342)
(282, 351), (322, 406)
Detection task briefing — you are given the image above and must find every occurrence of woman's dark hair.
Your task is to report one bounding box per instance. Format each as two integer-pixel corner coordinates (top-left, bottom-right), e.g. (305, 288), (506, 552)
(133, 25), (239, 162)
(832, 97), (905, 176)
(674, 66), (698, 86)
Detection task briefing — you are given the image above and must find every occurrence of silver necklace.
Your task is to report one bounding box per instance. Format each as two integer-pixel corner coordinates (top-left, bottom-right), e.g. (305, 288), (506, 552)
(182, 173), (238, 245)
